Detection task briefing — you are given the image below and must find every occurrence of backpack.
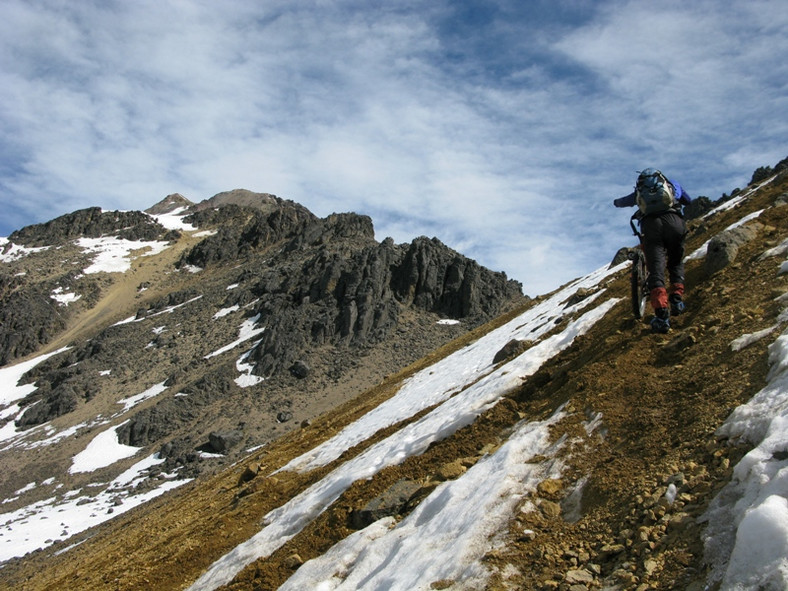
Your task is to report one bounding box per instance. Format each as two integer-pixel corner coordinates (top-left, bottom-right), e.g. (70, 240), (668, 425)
(635, 168), (675, 215)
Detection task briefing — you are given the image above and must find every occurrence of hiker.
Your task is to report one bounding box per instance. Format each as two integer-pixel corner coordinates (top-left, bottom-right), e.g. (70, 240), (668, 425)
(614, 168), (692, 333)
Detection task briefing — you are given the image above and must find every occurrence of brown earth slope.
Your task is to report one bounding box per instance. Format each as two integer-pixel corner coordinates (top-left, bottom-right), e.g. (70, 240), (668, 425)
(3, 172), (788, 591)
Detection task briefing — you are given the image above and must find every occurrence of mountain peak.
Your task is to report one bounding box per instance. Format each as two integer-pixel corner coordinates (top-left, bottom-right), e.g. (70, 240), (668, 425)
(193, 189), (292, 215)
(145, 193), (194, 215)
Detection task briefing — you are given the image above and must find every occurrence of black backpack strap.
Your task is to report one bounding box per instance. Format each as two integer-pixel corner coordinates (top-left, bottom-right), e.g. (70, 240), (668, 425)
(629, 211), (644, 238)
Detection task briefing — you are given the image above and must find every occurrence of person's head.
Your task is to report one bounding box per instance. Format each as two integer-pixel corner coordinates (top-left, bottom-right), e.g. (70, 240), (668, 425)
(638, 168), (662, 189)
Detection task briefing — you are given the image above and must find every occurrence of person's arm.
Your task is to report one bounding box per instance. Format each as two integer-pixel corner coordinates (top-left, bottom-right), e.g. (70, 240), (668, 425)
(613, 192), (636, 207)
(670, 180), (692, 205)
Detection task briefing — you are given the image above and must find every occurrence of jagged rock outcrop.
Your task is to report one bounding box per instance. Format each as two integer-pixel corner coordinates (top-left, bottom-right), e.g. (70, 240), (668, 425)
(177, 202), (317, 268)
(243, 216), (522, 377)
(750, 155), (788, 185)
(8, 207), (177, 246)
(13, 341), (104, 427)
(0, 282), (68, 366)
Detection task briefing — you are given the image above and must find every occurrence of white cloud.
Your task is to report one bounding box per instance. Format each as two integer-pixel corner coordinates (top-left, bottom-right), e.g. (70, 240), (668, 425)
(0, 0), (785, 295)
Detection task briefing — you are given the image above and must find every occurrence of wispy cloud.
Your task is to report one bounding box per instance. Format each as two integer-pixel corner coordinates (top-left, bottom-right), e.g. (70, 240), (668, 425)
(1, 0), (785, 295)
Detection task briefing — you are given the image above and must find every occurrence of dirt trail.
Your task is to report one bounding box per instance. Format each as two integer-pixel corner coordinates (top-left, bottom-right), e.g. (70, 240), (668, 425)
(42, 234), (204, 355)
(4, 174), (787, 591)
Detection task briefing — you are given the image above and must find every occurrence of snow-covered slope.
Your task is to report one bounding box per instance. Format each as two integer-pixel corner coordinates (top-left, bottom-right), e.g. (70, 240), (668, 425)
(193, 172), (788, 591)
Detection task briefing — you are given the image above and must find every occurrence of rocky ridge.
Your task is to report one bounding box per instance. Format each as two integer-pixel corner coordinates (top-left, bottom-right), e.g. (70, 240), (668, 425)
(0, 190), (523, 495)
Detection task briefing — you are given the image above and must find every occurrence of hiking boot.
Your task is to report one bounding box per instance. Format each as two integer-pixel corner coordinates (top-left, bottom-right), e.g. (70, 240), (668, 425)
(669, 293), (685, 316)
(650, 316), (670, 333)
(651, 308), (670, 334)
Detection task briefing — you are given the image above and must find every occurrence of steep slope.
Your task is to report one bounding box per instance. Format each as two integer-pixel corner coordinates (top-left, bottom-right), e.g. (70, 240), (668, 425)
(0, 192), (524, 570)
(2, 165), (786, 590)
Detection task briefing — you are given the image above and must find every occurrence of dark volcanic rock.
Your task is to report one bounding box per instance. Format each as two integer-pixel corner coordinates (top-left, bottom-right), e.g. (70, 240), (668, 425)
(208, 430), (243, 454)
(15, 384), (79, 428)
(8, 207), (175, 246)
(493, 339), (531, 365)
(610, 247), (634, 267)
(117, 372), (236, 447)
(683, 196), (715, 220)
(247, 227), (522, 377)
(0, 284), (67, 366)
(276, 411), (294, 423)
(289, 360), (311, 379)
(391, 236), (517, 319)
(350, 479), (425, 529)
(13, 343), (104, 427)
(178, 201), (316, 268)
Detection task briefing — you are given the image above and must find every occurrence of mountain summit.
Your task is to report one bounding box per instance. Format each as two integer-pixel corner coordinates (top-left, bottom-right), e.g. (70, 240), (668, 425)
(2, 160), (788, 590)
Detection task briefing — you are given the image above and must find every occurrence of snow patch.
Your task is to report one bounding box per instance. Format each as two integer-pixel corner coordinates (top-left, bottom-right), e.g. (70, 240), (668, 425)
(69, 421), (141, 473)
(188, 288), (620, 591)
(148, 208), (196, 231)
(0, 239), (50, 262)
(50, 286), (82, 306)
(279, 412), (566, 591)
(76, 236), (170, 274)
(701, 246), (788, 588)
(205, 315), (265, 359)
(213, 305), (240, 320)
(0, 347), (71, 409)
(118, 381), (168, 413)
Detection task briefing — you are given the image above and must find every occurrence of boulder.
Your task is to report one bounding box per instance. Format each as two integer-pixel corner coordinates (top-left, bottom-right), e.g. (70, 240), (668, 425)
(289, 360), (311, 379)
(704, 223), (761, 275)
(208, 430), (243, 454)
(611, 247), (634, 266)
(276, 411), (293, 423)
(349, 479), (423, 529)
(493, 339), (531, 364)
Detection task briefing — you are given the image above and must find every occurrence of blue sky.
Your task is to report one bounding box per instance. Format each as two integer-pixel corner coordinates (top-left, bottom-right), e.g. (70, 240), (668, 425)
(1, 0), (786, 295)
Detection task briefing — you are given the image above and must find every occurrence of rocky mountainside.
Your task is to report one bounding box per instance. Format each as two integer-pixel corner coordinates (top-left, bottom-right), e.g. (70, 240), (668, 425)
(2, 159), (787, 591)
(0, 191), (523, 509)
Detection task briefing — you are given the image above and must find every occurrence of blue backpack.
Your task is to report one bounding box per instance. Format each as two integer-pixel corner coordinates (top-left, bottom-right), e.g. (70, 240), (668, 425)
(635, 168), (675, 215)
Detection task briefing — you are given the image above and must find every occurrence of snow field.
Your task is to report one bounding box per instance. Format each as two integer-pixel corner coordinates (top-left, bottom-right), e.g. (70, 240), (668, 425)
(75, 236), (171, 274)
(0, 454), (190, 563)
(277, 412), (566, 591)
(188, 267), (622, 590)
(69, 421), (140, 474)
